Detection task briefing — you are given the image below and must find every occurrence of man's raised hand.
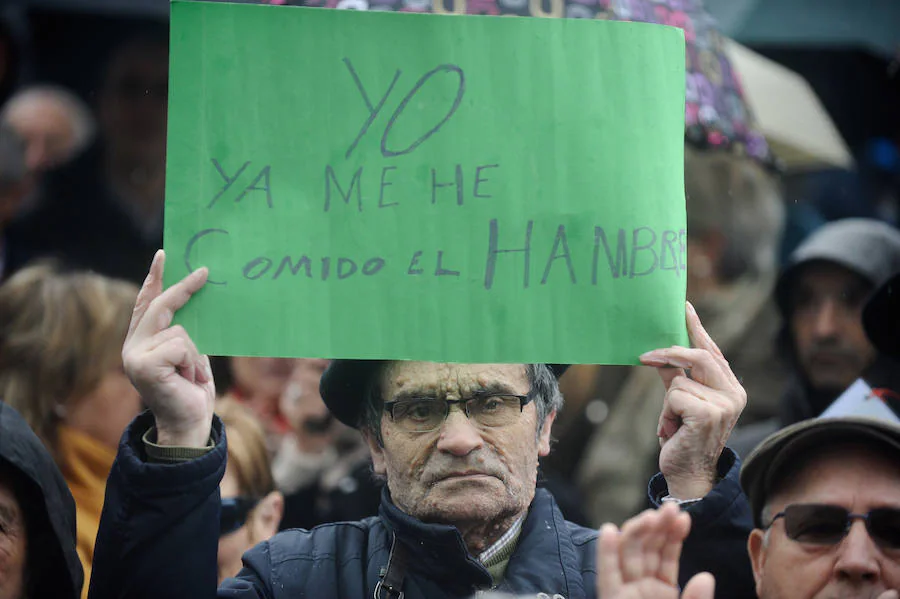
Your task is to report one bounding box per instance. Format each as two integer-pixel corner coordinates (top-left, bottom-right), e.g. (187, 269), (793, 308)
(597, 503), (715, 599)
(639, 301), (747, 500)
(122, 250), (215, 447)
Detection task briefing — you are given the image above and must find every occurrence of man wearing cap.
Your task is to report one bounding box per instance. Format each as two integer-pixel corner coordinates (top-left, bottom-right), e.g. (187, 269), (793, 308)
(738, 415), (900, 599)
(731, 218), (900, 457)
(596, 268), (900, 599)
(597, 416), (900, 599)
(733, 245), (900, 599)
(88, 251), (755, 599)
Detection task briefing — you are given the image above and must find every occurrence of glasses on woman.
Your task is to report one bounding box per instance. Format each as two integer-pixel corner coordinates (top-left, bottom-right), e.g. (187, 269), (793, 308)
(766, 503), (900, 549)
(220, 496), (261, 537)
(383, 393), (533, 433)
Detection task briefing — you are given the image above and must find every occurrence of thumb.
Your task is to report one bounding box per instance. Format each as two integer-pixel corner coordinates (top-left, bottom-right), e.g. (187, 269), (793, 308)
(681, 572), (715, 599)
(877, 591), (899, 599)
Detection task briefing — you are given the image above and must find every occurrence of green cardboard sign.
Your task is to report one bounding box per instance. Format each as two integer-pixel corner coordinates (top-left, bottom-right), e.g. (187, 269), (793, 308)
(164, 0), (688, 363)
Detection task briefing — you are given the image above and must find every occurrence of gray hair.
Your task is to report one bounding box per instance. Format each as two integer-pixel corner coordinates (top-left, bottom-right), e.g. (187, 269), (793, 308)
(684, 145), (785, 281)
(1, 85), (96, 158)
(759, 503), (777, 547)
(360, 363), (563, 446)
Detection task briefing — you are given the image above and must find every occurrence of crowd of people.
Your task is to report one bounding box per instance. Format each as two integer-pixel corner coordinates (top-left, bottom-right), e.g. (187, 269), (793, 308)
(0, 7), (898, 599)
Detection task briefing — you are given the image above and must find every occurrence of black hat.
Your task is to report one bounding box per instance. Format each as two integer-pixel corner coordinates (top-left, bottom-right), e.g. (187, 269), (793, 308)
(863, 271), (900, 358)
(740, 416), (900, 528)
(320, 361), (569, 428)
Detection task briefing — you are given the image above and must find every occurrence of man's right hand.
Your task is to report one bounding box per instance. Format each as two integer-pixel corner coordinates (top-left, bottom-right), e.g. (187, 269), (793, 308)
(123, 250), (215, 447)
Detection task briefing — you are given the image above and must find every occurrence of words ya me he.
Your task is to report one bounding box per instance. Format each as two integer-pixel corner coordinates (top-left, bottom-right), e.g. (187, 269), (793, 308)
(183, 222), (686, 289)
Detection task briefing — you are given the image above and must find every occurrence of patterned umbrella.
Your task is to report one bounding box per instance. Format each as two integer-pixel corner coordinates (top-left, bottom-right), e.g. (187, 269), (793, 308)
(266, 0), (779, 170)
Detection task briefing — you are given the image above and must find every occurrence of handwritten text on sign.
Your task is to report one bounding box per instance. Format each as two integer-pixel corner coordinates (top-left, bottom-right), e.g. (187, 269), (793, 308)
(164, 2), (688, 363)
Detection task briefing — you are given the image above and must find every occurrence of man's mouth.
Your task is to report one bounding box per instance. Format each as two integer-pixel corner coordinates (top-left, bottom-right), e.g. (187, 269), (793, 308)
(437, 471), (495, 482)
(808, 349), (854, 367)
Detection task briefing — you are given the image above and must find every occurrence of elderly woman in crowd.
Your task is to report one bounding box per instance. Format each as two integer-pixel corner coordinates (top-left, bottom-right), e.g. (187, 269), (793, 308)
(215, 397), (284, 584)
(0, 263), (139, 598)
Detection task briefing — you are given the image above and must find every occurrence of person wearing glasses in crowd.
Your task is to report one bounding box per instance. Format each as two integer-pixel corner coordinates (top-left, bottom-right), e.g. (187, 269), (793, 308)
(598, 416), (900, 599)
(740, 416), (900, 599)
(213, 398), (283, 584)
(88, 251), (756, 599)
(597, 272), (900, 599)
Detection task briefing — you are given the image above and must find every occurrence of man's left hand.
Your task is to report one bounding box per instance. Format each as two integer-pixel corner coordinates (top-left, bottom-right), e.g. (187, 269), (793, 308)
(639, 302), (747, 500)
(597, 503), (715, 599)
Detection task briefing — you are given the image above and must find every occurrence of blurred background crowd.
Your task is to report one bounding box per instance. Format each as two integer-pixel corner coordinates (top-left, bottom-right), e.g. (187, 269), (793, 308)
(0, 0), (897, 595)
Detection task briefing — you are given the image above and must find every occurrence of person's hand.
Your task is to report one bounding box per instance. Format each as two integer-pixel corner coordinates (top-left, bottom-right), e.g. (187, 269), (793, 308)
(122, 250), (215, 447)
(597, 503), (715, 599)
(639, 301), (747, 499)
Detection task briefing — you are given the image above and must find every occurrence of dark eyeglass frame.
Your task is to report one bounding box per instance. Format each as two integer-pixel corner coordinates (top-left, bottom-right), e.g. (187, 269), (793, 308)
(219, 496), (261, 537)
(383, 393), (533, 433)
(765, 503), (900, 550)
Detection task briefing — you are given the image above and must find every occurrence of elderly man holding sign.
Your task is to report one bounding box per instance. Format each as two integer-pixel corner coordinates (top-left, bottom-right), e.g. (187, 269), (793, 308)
(87, 253), (752, 598)
(89, 2), (756, 598)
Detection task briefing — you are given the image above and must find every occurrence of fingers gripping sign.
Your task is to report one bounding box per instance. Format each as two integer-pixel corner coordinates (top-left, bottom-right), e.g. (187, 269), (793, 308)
(122, 250), (216, 447)
(597, 503), (715, 599)
(639, 302), (747, 500)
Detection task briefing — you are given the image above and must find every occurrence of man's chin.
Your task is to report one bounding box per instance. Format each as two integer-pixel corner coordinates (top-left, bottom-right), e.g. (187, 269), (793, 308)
(806, 371), (857, 395)
(420, 479), (508, 519)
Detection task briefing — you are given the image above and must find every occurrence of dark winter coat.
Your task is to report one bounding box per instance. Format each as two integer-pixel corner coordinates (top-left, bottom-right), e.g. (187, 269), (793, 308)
(89, 411), (755, 599)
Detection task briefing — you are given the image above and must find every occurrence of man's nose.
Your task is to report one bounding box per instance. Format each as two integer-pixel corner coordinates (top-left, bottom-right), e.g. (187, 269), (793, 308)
(834, 520), (881, 584)
(812, 298), (841, 338)
(435, 408), (484, 457)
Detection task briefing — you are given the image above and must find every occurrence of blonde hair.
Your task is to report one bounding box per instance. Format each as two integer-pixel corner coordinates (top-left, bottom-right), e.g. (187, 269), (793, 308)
(0, 263), (137, 460)
(216, 397), (275, 498)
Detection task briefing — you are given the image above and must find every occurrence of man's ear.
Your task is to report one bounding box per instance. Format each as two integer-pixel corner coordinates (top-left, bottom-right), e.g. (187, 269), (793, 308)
(538, 410), (556, 457)
(249, 491), (284, 544)
(747, 528), (767, 596)
(363, 430), (387, 475)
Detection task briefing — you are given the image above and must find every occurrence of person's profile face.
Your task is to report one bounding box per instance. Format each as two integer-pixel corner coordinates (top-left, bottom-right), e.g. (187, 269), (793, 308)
(366, 362), (553, 535)
(0, 472), (27, 599)
(790, 262), (876, 394)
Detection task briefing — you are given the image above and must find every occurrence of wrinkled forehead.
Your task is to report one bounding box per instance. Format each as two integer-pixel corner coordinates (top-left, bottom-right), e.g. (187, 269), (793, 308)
(379, 362), (529, 400)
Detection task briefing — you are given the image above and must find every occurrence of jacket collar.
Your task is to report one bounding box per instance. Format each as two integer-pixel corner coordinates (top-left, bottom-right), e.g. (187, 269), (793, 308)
(378, 487), (582, 596)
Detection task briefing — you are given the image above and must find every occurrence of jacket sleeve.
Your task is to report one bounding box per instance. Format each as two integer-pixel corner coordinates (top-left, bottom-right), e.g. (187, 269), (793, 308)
(647, 448), (756, 599)
(88, 411), (271, 599)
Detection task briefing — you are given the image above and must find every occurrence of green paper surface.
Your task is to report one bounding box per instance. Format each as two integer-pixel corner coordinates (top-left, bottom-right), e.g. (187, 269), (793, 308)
(164, 0), (688, 363)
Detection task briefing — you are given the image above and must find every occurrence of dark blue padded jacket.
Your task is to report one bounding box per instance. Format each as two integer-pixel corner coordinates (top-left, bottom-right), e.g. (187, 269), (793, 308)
(88, 412), (755, 599)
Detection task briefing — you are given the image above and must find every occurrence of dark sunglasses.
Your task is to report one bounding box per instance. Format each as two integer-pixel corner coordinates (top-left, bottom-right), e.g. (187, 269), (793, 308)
(220, 496), (260, 537)
(766, 503), (900, 549)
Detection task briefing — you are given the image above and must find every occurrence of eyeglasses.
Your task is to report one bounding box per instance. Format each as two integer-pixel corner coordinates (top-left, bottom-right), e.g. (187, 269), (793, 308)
(220, 496), (260, 537)
(766, 503), (900, 550)
(383, 393), (532, 433)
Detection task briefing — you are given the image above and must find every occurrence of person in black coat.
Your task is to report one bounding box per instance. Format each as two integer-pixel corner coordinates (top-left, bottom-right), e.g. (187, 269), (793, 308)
(0, 402), (83, 599)
(88, 253), (757, 599)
